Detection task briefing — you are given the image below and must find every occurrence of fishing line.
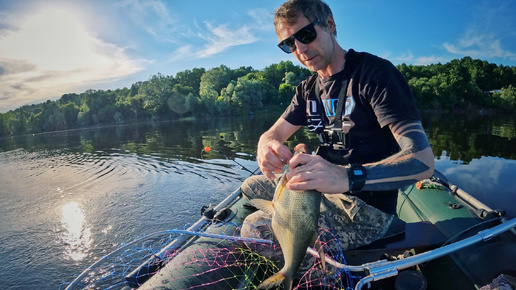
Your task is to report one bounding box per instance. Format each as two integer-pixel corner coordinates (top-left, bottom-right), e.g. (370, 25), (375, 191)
(201, 146), (259, 175)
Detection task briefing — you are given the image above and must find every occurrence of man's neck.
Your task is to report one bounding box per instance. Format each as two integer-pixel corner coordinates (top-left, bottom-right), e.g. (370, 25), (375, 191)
(318, 47), (347, 79)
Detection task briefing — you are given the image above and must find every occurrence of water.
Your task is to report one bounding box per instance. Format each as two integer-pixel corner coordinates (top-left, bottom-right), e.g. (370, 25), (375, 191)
(0, 113), (515, 289)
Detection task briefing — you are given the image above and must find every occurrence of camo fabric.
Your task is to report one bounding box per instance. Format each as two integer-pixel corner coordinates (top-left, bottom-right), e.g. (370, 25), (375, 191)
(240, 174), (393, 278)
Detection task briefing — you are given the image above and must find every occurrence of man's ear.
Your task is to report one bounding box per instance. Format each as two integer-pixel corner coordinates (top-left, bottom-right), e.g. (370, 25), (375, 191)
(325, 15), (336, 35)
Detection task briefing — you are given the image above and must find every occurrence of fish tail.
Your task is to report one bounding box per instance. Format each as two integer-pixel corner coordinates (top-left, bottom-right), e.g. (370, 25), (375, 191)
(257, 272), (293, 290)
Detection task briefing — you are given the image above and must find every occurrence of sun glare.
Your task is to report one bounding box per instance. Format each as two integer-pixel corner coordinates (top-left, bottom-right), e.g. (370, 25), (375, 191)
(60, 201), (92, 261)
(3, 8), (97, 71)
(0, 5), (141, 111)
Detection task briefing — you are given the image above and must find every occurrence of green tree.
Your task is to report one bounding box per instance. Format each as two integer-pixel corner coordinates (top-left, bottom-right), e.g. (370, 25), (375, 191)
(200, 65), (233, 95)
(168, 84), (195, 117)
(77, 103), (92, 127)
(175, 68), (205, 95)
(60, 102), (79, 128)
(139, 73), (175, 120)
(231, 78), (265, 114)
(40, 100), (66, 132)
(0, 112), (15, 137)
(199, 65), (233, 113)
(496, 85), (516, 111)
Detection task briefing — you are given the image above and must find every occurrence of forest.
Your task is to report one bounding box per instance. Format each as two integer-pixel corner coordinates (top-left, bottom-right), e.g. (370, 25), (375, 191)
(1, 56), (515, 138)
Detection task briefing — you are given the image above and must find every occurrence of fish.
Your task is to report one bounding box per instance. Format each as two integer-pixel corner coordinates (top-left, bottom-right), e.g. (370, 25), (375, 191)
(250, 143), (325, 290)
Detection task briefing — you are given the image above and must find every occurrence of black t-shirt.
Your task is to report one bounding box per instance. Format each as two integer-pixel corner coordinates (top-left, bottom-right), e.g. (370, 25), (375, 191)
(281, 49), (421, 165)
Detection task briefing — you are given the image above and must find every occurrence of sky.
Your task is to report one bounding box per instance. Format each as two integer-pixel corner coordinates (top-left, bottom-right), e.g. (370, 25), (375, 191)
(0, 0), (515, 113)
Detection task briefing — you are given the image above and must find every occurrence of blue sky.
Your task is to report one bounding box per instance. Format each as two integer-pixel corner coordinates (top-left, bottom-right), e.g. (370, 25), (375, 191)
(0, 0), (515, 112)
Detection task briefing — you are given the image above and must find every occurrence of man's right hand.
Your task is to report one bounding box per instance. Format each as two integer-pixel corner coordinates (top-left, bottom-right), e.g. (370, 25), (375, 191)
(255, 118), (301, 180)
(257, 139), (292, 180)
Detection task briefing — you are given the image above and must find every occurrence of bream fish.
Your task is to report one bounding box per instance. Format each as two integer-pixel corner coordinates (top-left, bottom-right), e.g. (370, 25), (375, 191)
(250, 143), (325, 290)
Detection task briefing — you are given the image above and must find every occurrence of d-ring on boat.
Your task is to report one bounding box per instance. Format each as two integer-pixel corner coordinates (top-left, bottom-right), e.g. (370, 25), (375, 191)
(65, 170), (516, 290)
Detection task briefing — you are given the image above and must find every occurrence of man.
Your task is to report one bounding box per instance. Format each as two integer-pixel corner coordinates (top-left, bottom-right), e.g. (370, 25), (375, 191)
(241, 0), (434, 278)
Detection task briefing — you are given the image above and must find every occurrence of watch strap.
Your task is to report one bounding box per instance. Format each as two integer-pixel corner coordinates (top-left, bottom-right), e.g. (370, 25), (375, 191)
(348, 163), (367, 193)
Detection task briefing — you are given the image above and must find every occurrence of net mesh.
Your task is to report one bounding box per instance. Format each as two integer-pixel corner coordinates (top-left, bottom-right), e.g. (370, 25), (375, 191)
(61, 222), (361, 290)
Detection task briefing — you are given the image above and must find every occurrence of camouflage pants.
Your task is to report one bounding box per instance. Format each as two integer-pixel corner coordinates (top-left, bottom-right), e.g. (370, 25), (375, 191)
(240, 175), (394, 279)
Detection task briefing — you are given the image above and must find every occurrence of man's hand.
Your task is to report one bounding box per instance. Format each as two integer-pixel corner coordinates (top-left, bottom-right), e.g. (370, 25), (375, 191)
(285, 153), (350, 194)
(257, 139), (293, 180)
(256, 118), (300, 180)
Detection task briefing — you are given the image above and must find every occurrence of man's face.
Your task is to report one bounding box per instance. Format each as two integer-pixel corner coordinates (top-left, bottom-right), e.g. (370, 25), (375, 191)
(276, 15), (334, 72)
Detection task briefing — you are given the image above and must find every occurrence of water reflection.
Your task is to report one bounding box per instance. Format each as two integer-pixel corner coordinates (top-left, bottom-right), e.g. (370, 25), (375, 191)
(423, 112), (516, 162)
(435, 155), (516, 217)
(60, 201), (92, 261)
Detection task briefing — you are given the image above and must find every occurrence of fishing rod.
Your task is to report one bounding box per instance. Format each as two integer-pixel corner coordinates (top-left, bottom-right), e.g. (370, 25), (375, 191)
(201, 146), (259, 175)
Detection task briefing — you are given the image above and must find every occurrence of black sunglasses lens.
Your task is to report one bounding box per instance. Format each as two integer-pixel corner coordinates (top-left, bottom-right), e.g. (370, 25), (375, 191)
(278, 37), (295, 53)
(277, 21), (318, 53)
(278, 43), (292, 53)
(297, 25), (317, 44)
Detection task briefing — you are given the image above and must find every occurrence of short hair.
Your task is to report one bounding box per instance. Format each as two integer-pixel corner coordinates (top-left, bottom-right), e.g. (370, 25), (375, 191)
(274, 0), (336, 36)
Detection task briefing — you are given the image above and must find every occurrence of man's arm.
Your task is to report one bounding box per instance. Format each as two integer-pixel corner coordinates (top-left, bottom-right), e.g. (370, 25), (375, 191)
(285, 120), (434, 193)
(362, 120), (435, 191)
(257, 117), (301, 179)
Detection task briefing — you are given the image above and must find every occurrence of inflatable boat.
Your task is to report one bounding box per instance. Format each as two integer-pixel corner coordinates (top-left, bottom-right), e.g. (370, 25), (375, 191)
(65, 170), (516, 290)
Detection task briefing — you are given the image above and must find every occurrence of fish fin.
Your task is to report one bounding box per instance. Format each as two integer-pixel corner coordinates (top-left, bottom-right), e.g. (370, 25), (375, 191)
(275, 177), (288, 200)
(249, 199), (274, 216)
(311, 233), (326, 271)
(257, 272), (293, 290)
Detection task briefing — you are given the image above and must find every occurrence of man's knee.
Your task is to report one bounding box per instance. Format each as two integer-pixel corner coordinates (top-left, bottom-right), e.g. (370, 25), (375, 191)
(241, 175), (276, 200)
(241, 210), (273, 240)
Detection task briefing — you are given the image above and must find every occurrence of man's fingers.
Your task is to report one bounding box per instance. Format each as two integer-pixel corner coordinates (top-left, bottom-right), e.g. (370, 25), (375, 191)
(263, 170), (276, 180)
(271, 142), (293, 163)
(287, 152), (312, 170)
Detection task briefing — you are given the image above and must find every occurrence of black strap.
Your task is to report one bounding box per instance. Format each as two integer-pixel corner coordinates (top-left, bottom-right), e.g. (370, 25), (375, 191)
(311, 50), (362, 151)
(333, 79), (348, 129)
(313, 78), (349, 127)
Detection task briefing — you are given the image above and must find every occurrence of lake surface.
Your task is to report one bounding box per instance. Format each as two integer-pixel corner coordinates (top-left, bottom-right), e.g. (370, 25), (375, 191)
(0, 112), (515, 289)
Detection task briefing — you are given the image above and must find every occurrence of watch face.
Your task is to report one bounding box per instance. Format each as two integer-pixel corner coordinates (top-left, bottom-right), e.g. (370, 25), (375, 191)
(349, 164), (366, 192)
(352, 168), (364, 176)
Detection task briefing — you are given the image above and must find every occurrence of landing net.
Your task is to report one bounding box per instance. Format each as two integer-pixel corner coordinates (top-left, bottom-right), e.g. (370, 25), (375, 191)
(61, 223), (360, 289)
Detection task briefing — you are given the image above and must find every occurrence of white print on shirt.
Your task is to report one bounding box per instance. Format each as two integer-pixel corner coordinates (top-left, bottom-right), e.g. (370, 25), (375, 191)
(307, 100), (318, 116)
(318, 95), (355, 118)
(344, 96), (355, 116)
(306, 96), (355, 132)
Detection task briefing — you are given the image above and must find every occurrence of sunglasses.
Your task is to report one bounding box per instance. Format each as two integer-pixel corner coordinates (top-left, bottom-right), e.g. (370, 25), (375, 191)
(277, 19), (320, 54)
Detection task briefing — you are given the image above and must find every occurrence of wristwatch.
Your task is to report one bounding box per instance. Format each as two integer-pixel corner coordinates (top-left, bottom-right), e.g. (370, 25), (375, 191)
(348, 164), (367, 193)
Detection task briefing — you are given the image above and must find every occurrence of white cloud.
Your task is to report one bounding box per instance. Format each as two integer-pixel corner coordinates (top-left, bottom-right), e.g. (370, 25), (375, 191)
(199, 22), (258, 57)
(168, 22), (257, 61)
(248, 8), (275, 31)
(387, 51), (447, 66)
(444, 36), (516, 60)
(116, 0), (178, 42)
(443, 2), (516, 62)
(168, 9), (272, 62)
(0, 7), (143, 112)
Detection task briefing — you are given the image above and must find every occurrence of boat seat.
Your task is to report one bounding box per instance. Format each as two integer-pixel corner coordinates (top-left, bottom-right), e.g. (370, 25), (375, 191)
(342, 220), (447, 266)
(355, 220), (447, 252)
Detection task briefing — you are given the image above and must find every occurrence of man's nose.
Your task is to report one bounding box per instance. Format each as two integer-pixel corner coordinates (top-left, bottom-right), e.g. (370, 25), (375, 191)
(294, 38), (309, 54)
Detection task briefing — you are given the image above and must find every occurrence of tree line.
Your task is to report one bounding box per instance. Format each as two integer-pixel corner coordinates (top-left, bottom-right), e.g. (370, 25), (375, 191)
(1, 57), (515, 138)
